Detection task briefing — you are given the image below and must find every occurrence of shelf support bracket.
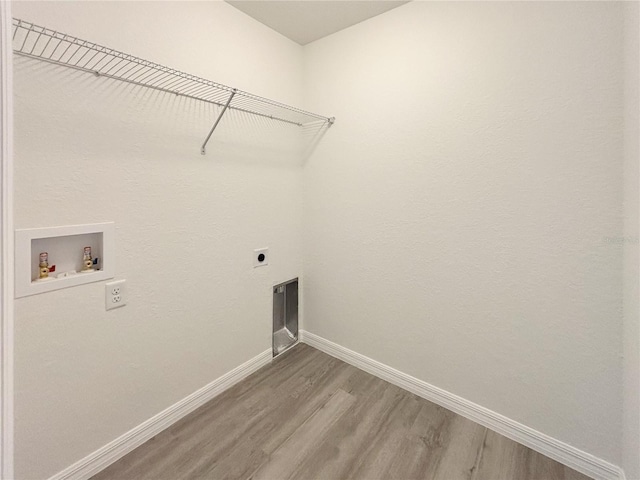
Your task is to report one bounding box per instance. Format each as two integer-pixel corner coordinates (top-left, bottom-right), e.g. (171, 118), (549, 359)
(201, 89), (237, 155)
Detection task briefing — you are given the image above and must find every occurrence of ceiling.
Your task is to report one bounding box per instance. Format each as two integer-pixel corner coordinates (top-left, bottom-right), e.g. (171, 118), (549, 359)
(225, 1), (410, 45)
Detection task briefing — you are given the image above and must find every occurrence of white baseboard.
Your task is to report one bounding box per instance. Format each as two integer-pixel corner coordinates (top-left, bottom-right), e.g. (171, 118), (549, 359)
(49, 349), (272, 480)
(300, 330), (625, 480)
(47, 333), (627, 480)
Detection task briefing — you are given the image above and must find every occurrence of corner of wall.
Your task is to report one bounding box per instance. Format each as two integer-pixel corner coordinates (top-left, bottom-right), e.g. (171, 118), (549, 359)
(0, 1), (14, 478)
(623, 1), (640, 479)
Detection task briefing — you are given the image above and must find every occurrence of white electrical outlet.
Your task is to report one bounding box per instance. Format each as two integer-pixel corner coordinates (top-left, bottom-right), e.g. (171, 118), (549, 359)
(254, 248), (269, 267)
(105, 279), (127, 310)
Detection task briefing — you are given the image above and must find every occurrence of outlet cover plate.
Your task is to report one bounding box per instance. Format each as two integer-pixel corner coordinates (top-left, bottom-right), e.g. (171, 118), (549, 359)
(105, 279), (126, 310)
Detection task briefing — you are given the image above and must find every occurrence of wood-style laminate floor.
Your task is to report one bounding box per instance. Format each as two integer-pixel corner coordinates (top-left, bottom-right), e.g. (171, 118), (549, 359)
(93, 344), (592, 480)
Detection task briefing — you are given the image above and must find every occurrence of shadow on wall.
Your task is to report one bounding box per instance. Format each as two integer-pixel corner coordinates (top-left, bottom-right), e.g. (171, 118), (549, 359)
(14, 56), (332, 168)
(217, 109), (332, 168)
(301, 121), (331, 163)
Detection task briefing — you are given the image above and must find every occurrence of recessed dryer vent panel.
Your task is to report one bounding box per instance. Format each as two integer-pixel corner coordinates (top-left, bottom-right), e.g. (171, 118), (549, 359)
(273, 278), (298, 356)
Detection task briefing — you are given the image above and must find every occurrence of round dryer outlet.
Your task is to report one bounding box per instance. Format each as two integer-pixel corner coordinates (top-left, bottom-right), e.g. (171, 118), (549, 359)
(253, 248), (269, 267)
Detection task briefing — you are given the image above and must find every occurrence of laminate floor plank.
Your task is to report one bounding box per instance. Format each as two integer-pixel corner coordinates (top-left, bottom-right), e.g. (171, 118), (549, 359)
(248, 389), (356, 480)
(282, 379), (410, 480)
(474, 430), (592, 480)
(93, 344), (594, 480)
(186, 360), (356, 479)
(384, 401), (486, 480)
(347, 389), (424, 480)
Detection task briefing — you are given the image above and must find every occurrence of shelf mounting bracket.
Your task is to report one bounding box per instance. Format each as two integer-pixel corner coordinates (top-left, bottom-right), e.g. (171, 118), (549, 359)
(201, 89), (237, 155)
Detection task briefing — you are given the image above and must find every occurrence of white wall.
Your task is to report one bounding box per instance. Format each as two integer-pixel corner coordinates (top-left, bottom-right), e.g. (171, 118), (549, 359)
(623, 2), (640, 478)
(11, 2), (304, 478)
(12, 1), (633, 477)
(303, 1), (624, 465)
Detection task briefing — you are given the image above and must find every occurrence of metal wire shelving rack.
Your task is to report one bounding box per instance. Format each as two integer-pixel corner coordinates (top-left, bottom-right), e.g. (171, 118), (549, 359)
(12, 18), (335, 154)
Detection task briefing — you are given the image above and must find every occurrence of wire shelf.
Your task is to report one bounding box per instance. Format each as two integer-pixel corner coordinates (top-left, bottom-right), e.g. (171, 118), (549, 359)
(12, 18), (334, 154)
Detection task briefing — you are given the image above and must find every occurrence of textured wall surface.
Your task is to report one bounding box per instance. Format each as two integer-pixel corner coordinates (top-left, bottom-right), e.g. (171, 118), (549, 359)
(623, 2), (640, 478)
(302, 1), (624, 465)
(12, 2), (305, 478)
(12, 1), (632, 477)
